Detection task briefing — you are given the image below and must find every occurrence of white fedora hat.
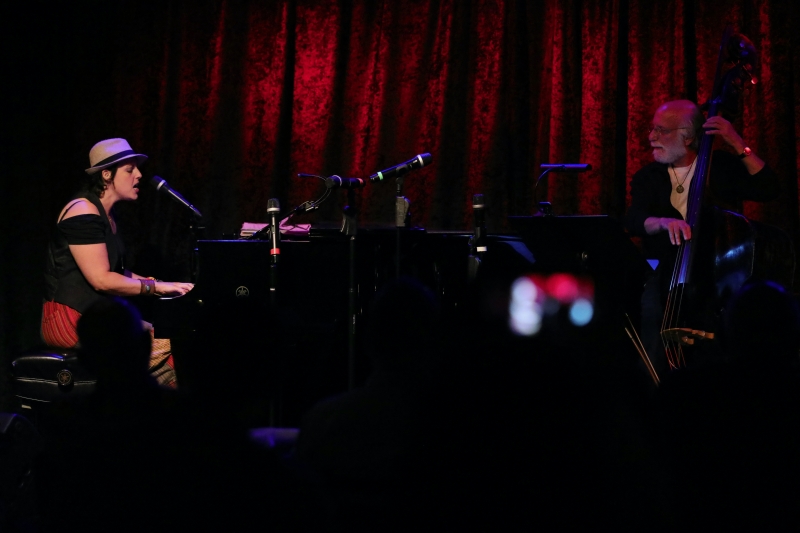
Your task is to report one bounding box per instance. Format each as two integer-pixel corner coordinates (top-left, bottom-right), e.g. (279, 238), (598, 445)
(85, 138), (148, 175)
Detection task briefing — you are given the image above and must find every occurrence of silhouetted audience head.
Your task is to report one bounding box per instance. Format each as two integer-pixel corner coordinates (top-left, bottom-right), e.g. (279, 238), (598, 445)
(76, 297), (151, 383)
(721, 280), (800, 367)
(366, 277), (440, 372)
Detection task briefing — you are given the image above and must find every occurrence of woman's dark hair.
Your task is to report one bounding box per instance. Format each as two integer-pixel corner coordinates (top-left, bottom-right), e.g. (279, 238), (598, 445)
(84, 164), (119, 197)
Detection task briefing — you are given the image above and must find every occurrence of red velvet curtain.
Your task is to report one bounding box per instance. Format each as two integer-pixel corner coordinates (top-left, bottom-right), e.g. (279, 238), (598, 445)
(69, 0), (800, 243)
(85, 0), (797, 247)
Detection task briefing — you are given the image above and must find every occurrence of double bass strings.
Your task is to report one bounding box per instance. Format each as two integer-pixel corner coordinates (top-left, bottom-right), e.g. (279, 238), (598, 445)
(662, 242), (688, 369)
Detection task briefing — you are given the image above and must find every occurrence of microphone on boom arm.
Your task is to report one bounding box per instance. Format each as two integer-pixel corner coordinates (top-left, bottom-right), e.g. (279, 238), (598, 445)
(151, 176), (203, 218)
(369, 153), (433, 182)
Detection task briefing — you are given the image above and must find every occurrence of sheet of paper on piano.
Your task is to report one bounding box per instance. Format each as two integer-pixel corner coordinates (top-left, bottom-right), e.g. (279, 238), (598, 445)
(240, 221), (310, 238)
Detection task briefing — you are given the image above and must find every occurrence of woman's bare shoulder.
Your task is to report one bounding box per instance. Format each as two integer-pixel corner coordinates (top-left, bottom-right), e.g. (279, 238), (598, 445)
(58, 198), (100, 222)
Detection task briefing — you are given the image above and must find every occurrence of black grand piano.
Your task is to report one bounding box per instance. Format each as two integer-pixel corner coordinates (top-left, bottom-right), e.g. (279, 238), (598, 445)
(150, 219), (648, 426)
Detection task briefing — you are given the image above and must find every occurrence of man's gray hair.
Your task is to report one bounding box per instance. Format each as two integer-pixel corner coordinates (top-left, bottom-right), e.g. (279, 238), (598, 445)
(681, 104), (704, 151)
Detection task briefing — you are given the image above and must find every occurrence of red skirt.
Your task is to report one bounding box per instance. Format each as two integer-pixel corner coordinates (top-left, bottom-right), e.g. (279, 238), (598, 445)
(41, 300), (81, 348)
(41, 300), (177, 388)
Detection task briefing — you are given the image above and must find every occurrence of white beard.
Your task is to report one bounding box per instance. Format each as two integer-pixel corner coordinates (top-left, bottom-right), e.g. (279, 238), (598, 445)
(652, 141), (688, 165)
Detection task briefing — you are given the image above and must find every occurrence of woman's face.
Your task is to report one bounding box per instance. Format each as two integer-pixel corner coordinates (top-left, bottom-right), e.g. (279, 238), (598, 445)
(105, 160), (142, 201)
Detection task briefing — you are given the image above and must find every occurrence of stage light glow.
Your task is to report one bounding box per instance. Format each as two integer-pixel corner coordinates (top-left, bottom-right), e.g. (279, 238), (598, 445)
(511, 275), (538, 302)
(546, 273), (579, 302)
(509, 277), (543, 336)
(569, 298), (594, 326)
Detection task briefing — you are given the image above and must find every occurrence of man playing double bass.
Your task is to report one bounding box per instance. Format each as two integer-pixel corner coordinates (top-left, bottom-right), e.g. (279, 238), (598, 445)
(625, 99), (779, 377)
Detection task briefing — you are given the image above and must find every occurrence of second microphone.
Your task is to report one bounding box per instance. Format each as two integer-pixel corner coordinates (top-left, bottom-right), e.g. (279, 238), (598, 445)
(325, 175), (366, 189)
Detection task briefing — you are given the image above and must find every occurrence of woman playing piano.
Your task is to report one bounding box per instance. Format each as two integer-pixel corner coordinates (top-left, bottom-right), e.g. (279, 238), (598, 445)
(42, 138), (193, 386)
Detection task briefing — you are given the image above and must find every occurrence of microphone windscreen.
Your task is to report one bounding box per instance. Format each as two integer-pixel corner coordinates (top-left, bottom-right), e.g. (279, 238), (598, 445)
(419, 153), (433, 166)
(151, 175), (167, 190)
(267, 198), (280, 213)
(473, 193), (485, 209)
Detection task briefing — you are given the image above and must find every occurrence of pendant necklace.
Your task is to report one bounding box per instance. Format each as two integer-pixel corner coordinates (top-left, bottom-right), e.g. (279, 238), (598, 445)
(671, 158), (696, 194)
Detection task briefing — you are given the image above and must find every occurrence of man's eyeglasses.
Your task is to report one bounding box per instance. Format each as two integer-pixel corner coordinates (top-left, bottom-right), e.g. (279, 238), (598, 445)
(648, 125), (690, 137)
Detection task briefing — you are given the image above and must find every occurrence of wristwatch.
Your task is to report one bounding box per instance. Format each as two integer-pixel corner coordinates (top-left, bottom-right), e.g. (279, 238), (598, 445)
(739, 146), (752, 159)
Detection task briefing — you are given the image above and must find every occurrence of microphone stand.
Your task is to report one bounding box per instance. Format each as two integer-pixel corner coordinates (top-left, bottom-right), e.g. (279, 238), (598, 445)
(467, 194), (486, 280)
(533, 167), (557, 217)
(341, 189), (359, 391)
(395, 176), (411, 278)
(267, 199), (281, 310)
(188, 213), (204, 283)
(266, 198), (281, 425)
(290, 173), (363, 389)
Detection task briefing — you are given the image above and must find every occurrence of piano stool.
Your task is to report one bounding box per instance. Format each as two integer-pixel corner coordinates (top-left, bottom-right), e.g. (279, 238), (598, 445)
(10, 348), (97, 421)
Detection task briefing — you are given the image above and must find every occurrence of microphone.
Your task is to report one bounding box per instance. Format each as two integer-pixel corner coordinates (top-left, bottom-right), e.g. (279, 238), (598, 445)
(267, 198), (280, 264)
(369, 153), (433, 182)
(325, 175), (366, 189)
(539, 163), (592, 172)
(472, 194), (487, 253)
(467, 193), (486, 280)
(151, 176), (202, 218)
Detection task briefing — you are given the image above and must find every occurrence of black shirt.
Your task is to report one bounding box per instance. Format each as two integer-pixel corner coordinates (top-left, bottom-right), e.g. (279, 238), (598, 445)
(44, 191), (126, 313)
(625, 150), (779, 261)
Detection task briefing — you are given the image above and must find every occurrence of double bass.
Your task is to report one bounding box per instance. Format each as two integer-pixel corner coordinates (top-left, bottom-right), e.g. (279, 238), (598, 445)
(660, 26), (795, 369)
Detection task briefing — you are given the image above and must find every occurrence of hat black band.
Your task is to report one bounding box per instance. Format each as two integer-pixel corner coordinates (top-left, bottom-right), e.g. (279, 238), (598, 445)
(93, 150), (137, 168)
